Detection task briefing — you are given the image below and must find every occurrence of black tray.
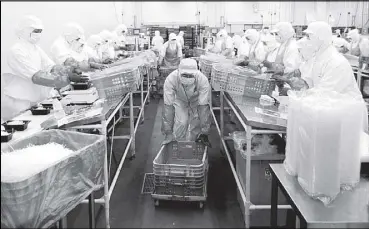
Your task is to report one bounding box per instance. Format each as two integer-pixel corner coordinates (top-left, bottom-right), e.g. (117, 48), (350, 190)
(4, 120), (31, 131)
(1, 130), (13, 143)
(40, 101), (54, 108)
(31, 107), (51, 115)
(71, 82), (91, 90)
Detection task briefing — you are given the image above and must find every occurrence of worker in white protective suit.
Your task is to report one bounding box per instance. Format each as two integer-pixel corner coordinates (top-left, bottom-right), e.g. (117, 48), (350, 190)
(85, 35), (103, 62)
(98, 30), (116, 64)
(274, 21), (363, 99)
(238, 32), (250, 58)
(345, 29), (366, 57)
(112, 33), (129, 58)
(162, 58), (212, 146)
(151, 30), (164, 51)
(2, 15), (86, 121)
(113, 24), (128, 37)
(232, 34), (242, 57)
(159, 33), (183, 67)
(209, 29), (233, 57)
(358, 38), (369, 96)
(177, 31), (185, 49)
(332, 34), (350, 53)
(50, 23), (87, 64)
(261, 33), (280, 63)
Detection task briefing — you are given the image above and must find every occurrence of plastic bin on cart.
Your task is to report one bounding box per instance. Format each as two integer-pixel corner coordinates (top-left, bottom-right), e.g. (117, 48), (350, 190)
(152, 141), (208, 208)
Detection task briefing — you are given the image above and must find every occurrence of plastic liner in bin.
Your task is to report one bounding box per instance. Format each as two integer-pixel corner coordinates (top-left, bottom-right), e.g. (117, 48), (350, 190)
(230, 131), (285, 156)
(1, 130), (105, 229)
(285, 90), (368, 205)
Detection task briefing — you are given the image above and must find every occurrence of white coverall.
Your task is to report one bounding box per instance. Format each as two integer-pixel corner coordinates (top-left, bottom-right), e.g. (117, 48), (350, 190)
(160, 33), (183, 67)
(345, 29), (366, 57)
(3, 15), (70, 121)
(238, 35), (250, 58)
(85, 35), (103, 61)
(50, 23), (88, 65)
(177, 31), (185, 48)
(98, 30), (116, 61)
(162, 59), (211, 141)
(260, 33), (280, 62)
(213, 29), (233, 57)
(151, 31), (164, 51)
(244, 29), (267, 62)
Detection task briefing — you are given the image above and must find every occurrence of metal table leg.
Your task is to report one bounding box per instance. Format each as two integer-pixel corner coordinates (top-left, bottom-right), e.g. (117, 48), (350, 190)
(271, 173), (278, 228)
(59, 216), (67, 229)
(89, 192), (96, 229)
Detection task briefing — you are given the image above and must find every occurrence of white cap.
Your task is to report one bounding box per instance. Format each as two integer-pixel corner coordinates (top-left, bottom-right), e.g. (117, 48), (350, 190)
(179, 58), (198, 75)
(169, 33), (177, 41)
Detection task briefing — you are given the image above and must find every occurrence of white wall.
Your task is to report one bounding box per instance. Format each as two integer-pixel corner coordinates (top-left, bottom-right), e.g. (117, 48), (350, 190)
(1, 1), (122, 74)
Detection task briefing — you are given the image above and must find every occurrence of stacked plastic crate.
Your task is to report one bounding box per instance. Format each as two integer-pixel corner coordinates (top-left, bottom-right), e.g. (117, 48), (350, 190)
(151, 141), (208, 209)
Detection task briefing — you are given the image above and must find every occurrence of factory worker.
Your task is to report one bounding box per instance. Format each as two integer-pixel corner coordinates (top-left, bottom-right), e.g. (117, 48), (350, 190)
(238, 33), (250, 58)
(50, 23), (88, 65)
(111, 33), (129, 58)
(3, 15), (86, 121)
(261, 33), (280, 63)
(99, 30), (116, 64)
(346, 29), (365, 57)
(159, 33), (183, 67)
(85, 35), (103, 62)
(332, 34), (350, 53)
(151, 30), (164, 50)
(162, 58), (211, 147)
(359, 38), (369, 95)
(114, 24), (128, 37)
(274, 21), (362, 99)
(232, 34), (242, 57)
(212, 29), (233, 57)
(177, 31), (185, 49)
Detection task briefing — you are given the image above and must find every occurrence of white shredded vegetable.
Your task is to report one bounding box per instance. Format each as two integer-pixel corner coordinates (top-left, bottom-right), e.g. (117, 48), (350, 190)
(1, 143), (75, 183)
(7, 121), (24, 125)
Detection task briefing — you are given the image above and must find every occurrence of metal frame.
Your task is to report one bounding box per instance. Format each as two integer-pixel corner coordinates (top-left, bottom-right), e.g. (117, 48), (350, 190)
(64, 70), (152, 228)
(210, 90), (291, 228)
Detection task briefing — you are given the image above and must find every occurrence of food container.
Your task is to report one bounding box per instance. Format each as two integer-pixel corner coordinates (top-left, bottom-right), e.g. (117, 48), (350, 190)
(70, 82), (91, 90)
(4, 120), (31, 131)
(31, 106), (51, 116)
(1, 130), (13, 143)
(40, 99), (54, 108)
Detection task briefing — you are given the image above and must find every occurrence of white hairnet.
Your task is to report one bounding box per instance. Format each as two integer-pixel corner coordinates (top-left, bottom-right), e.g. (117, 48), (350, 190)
(347, 29), (360, 42)
(272, 22), (295, 41)
(87, 35), (103, 48)
(16, 15), (44, 39)
(232, 34), (242, 48)
(296, 37), (315, 61)
(62, 23), (85, 43)
(360, 38), (369, 57)
(155, 30), (160, 36)
(217, 29), (228, 38)
(244, 29), (259, 43)
(114, 24), (128, 36)
(303, 21), (332, 50)
(178, 31), (184, 36)
(169, 33), (177, 40)
(99, 30), (115, 42)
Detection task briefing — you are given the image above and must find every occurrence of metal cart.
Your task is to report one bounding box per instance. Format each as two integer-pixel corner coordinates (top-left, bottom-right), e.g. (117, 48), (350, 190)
(151, 141), (208, 209)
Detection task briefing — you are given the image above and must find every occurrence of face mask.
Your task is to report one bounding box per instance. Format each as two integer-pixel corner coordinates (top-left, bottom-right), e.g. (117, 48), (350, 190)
(275, 34), (282, 43)
(70, 39), (83, 52)
(29, 33), (42, 44)
(76, 44), (84, 53)
(180, 74), (195, 85)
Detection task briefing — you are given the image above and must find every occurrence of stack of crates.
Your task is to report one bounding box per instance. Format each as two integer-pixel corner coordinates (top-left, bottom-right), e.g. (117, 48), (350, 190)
(152, 141), (208, 208)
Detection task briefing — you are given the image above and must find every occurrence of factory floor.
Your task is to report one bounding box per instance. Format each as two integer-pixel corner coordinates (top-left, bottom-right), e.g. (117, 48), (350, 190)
(65, 97), (280, 228)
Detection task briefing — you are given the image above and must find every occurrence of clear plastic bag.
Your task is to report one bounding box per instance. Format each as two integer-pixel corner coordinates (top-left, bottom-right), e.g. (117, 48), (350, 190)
(1, 130), (104, 228)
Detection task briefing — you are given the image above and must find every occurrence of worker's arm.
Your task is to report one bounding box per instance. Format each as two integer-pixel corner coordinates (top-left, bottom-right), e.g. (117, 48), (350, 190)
(38, 46), (56, 71)
(32, 65), (71, 89)
(282, 41), (302, 73)
(197, 72), (211, 135)
(7, 47), (43, 81)
(161, 71), (177, 136)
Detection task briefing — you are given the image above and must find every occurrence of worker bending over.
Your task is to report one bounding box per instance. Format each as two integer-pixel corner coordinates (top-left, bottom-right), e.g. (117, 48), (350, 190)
(162, 58), (211, 147)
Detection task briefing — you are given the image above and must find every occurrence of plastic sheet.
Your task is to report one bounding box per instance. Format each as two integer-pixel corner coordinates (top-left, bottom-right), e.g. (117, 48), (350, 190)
(1, 130), (104, 228)
(230, 131), (285, 156)
(285, 89), (367, 205)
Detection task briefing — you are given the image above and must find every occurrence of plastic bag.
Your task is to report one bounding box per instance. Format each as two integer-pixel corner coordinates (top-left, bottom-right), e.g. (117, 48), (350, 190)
(230, 131), (284, 156)
(1, 130), (104, 228)
(285, 89), (367, 205)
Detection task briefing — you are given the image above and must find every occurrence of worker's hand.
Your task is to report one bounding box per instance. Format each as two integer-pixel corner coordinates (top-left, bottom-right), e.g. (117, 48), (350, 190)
(103, 58), (114, 65)
(196, 134), (212, 148)
(162, 133), (175, 145)
(262, 60), (274, 69)
(67, 67), (89, 83)
(90, 62), (108, 70)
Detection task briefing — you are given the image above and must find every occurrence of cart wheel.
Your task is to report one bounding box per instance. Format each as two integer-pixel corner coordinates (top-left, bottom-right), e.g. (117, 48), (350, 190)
(154, 200), (160, 207)
(199, 202), (204, 209)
